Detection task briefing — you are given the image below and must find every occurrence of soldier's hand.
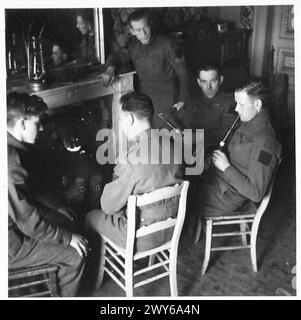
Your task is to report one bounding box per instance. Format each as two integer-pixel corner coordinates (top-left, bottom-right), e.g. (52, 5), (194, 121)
(212, 150), (231, 172)
(70, 234), (89, 258)
(98, 66), (115, 87)
(57, 205), (76, 221)
(74, 177), (88, 196)
(172, 101), (184, 111)
(64, 183), (85, 202)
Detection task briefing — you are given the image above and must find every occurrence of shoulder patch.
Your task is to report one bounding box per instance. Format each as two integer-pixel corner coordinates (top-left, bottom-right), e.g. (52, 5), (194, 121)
(258, 150), (272, 166)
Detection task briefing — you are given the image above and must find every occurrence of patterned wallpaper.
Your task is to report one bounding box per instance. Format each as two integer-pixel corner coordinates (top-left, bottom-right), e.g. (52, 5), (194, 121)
(110, 7), (210, 35)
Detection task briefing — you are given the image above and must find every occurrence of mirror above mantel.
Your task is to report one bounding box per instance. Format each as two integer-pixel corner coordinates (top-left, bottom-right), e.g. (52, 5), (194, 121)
(5, 8), (105, 84)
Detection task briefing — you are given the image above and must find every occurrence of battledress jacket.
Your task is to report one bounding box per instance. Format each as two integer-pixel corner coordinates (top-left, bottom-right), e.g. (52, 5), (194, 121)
(8, 133), (72, 262)
(198, 109), (282, 215)
(99, 129), (184, 251)
(183, 90), (237, 147)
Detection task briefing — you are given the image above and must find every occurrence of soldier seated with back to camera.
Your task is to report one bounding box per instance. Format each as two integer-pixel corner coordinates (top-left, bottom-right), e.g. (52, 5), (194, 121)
(85, 91), (184, 252)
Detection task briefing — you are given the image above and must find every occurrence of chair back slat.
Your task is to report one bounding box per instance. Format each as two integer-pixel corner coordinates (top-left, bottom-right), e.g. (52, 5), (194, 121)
(135, 184), (182, 207)
(126, 181), (189, 256)
(136, 218), (177, 238)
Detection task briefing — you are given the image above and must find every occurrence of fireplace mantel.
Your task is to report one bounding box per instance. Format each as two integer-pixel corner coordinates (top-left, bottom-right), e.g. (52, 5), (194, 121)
(7, 71), (135, 111)
(7, 71), (135, 142)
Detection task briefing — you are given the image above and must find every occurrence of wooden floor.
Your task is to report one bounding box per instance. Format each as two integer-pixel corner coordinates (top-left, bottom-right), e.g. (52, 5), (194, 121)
(79, 144), (296, 297)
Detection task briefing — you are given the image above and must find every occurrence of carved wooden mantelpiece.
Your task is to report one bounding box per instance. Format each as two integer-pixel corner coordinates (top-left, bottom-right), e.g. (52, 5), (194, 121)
(7, 72), (135, 141)
(31, 71), (134, 111)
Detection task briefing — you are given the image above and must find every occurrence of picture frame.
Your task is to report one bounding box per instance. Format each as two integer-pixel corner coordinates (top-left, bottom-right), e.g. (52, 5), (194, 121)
(276, 47), (294, 76)
(279, 5), (294, 39)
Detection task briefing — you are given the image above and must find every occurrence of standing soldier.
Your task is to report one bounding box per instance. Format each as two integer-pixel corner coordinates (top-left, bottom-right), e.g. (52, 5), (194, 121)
(99, 9), (189, 129)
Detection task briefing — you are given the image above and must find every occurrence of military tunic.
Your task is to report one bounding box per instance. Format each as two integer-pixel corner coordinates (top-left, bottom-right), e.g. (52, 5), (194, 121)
(8, 133), (85, 296)
(183, 91), (236, 147)
(85, 129), (184, 251)
(196, 109), (282, 216)
(106, 34), (189, 128)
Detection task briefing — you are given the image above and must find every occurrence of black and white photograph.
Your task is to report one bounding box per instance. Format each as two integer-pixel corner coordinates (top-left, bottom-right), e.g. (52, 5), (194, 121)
(0, 0), (298, 301)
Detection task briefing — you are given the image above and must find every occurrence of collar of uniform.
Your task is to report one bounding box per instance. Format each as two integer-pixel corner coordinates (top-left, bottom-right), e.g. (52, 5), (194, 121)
(239, 109), (269, 130)
(201, 90), (226, 106)
(7, 132), (30, 152)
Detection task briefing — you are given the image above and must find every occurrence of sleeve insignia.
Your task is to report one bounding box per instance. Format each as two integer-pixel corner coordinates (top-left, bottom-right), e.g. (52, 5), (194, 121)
(258, 150), (272, 166)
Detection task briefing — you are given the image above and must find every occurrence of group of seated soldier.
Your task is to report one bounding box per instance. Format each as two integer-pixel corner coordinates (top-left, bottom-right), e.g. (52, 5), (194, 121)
(7, 82), (281, 296)
(7, 8), (282, 297)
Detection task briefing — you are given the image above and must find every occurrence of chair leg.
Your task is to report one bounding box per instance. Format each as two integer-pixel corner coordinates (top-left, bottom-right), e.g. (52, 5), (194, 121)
(240, 222), (248, 246)
(201, 220), (212, 275)
(125, 259), (134, 297)
(250, 223), (258, 272)
(194, 218), (203, 245)
(169, 250), (178, 297)
(48, 270), (59, 297)
(148, 254), (156, 266)
(95, 238), (106, 291)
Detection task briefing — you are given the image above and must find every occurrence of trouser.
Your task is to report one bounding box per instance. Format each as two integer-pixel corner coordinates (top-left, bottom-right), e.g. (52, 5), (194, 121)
(85, 209), (174, 252)
(194, 173), (247, 217)
(85, 210), (127, 248)
(9, 240), (85, 297)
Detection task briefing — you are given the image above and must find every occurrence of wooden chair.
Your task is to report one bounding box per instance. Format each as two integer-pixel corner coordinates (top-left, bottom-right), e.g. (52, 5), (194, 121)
(194, 160), (281, 275)
(9, 265), (59, 297)
(95, 181), (189, 297)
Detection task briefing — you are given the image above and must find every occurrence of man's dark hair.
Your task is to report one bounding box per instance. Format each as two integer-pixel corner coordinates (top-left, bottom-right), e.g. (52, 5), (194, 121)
(235, 82), (269, 108)
(120, 91), (154, 122)
(127, 9), (150, 27)
(7, 92), (48, 127)
(197, 63), (222, 78)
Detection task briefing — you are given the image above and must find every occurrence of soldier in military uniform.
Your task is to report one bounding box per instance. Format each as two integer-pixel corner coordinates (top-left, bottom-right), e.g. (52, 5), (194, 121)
(73, 10), (97, 64)
(195, 82), (282, 216)
(99, 10), (189, 129)
(7, 92), (88, 296)
(85, 91), (183, 251)
(183, 63), (237, 148)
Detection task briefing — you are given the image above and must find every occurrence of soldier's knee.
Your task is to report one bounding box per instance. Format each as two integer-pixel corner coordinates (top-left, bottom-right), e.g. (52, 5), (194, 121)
(70, 249), (85, 270)
(63, 245), (85, 270)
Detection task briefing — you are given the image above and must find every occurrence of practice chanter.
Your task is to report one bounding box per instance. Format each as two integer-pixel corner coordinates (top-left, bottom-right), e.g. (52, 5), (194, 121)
(218, 115), (240, 151)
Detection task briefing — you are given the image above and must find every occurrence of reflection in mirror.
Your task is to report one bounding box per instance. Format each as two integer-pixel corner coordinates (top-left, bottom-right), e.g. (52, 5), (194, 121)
(5, 8), (101, 82)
